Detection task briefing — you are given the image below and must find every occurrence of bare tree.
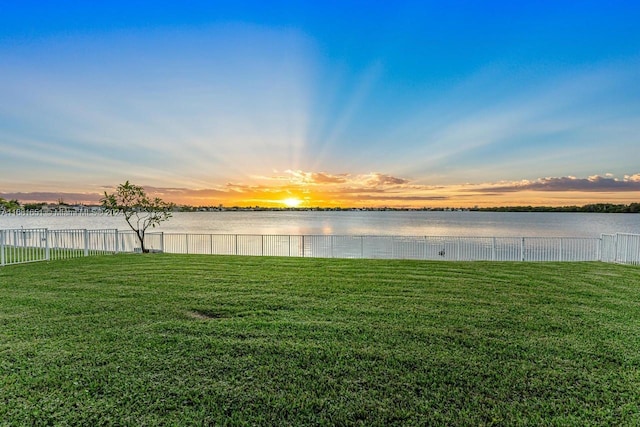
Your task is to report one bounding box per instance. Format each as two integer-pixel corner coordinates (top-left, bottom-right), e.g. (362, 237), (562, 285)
(101, 181), (174, 253)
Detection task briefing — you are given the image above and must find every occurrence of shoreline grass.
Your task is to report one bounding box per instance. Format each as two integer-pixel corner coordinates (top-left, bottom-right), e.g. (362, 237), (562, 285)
(1, 255), (639, 425)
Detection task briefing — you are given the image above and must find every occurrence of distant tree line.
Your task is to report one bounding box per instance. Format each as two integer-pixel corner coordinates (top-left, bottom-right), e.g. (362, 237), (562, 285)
(1, 197), (639, 214)
(172, 203), (640, 213)
(178, 202), (640, 213)
(0, 197), (20, 212)
(471, 203), (640, 213)
(0, 199), (71, 213)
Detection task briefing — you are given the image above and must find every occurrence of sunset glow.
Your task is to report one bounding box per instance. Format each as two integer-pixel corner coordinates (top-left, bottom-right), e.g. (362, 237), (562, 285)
(283, 197), (303, 208)
(1, 2), (639, 208)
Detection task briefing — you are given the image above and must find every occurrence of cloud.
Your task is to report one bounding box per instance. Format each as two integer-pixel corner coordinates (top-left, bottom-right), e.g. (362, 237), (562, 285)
(384, 62), (640, 183)
(142, 186), (233, 197)
(361, 173), (410, 187)
(338, 194), (450, 202)
(309, 172), (349, 184)
(114, 171), (418, 206)
(0, 192), (103, 204)
(0, 25), (317, 190)
(471, 175), (640, 193)
(281, 170), (410, 187)
(282, 170), (349, 184)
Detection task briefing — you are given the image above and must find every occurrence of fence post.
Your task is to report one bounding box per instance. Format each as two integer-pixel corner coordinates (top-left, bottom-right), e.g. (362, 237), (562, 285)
(160, 232), (165, 253)
(302, 235), (305, 257)
(331, 236), (334, 258)
(521, 237), (525, 262)
(422, 236), (427, 260)
(1, 230), (5, 266)
(361, 236), (364, 259)
(84, 229), (89, 257)
(559, 238), (563, 262)
(45, 229), (50, 261)
(115, 229), (119, 254)
(389, 236), (394, 259)
(492, 237), (497, 261)
(597, 236), (602, 262)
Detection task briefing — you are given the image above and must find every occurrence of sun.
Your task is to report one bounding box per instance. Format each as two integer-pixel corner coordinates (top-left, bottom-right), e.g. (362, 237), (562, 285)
(283, 197), (303, 208)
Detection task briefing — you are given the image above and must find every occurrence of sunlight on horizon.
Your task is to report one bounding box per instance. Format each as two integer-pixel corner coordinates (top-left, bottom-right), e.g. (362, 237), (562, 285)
(282, 197), (303, 208)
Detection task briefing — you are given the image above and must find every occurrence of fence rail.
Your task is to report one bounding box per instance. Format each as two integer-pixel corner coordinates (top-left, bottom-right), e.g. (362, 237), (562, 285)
(0, 229), (140, 266)
(150, 233), (607, 262)
(1, 229), (639, 267)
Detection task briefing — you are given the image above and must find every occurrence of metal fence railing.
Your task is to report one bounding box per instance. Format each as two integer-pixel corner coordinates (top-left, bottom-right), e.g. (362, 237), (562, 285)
(1, 229), (639, 267)
(601, 233), (640, 265)
(0, 228), (48, 266)
(153, 234), (606, 262)
(0, 229), (139, 266)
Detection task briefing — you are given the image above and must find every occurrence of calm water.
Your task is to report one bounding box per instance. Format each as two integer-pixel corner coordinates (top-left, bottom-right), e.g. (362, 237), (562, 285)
(1, 211), (638, 238)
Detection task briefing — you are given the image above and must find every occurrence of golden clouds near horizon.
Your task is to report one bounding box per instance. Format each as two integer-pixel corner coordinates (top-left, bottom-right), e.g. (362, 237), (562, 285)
(6, 171), (640, 208)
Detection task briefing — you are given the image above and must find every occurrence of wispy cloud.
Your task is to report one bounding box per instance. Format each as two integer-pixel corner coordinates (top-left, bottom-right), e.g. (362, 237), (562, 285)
(470, 175), (640, 193)
(278, 170), (410, 187)
(378, 62), (640, 182)
(0, 192), (104, 204)
(0, 25), (317, 189)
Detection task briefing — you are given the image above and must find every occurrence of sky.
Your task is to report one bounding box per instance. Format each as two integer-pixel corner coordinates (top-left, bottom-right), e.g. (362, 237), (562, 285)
(1, 0), (639, 208)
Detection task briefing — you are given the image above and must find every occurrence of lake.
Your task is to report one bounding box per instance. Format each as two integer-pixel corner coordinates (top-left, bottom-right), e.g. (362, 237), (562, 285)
(1, 211), (638, 238)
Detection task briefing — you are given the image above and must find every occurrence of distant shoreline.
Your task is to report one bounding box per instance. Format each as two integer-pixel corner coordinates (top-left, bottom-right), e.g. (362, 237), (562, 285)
(0, 209), (121, 217)
(1, 202), (639, 216)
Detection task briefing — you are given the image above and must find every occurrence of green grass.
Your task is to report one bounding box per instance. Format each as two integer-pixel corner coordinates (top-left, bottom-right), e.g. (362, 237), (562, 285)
(1, 255), (639, 426)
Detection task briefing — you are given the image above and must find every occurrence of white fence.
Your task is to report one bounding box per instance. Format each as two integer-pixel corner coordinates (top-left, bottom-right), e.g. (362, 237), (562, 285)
(0, 229), (140, 266)
(1, 229), (639, 267)
(151, 233), (605, 262)
(601, 233), (640, 265)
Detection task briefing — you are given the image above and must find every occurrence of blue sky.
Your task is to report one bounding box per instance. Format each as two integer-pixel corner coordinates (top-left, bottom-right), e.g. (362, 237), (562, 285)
(1, 1), (639, 207)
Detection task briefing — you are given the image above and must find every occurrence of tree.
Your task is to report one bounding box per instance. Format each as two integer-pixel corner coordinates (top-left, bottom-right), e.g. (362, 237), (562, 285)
(0, 198), (20, 212)
(23, 202), (46, 211)
(101, 181), (174, 253)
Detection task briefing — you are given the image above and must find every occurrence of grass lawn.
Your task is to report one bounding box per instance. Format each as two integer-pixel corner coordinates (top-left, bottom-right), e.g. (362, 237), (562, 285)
(1, 255), (639, 425)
